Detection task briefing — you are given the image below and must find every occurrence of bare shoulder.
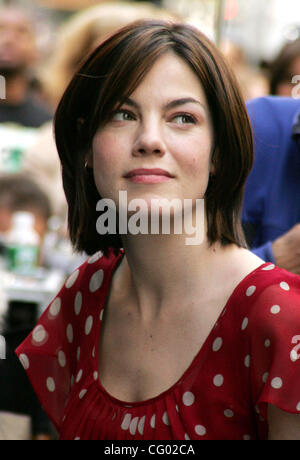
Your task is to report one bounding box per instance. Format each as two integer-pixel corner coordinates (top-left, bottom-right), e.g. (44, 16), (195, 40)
(218, 245), (265, 282)
(229, 246), (265, 278)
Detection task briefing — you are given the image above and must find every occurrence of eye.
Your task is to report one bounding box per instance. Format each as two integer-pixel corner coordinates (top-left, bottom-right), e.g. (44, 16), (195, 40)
(172, 113), (196, 125)
(111, 109), (136, 122)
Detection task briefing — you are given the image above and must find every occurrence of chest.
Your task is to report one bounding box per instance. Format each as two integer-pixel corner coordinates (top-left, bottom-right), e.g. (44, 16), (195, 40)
(97, 295), (228, 403)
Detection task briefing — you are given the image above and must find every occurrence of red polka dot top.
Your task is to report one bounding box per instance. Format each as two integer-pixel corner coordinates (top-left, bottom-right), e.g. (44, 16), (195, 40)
(16, 248), (300, 440)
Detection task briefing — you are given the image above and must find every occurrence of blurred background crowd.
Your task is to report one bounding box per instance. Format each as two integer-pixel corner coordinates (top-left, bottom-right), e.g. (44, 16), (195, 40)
(0, 0), (300, 440)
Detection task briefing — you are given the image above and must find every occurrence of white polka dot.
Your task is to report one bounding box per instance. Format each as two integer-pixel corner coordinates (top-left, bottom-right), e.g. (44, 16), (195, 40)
(176, 405), (179, 412)
(65, 269), (79, 288)
(262, 372), (269, 383)
(88, 251), (103, 264)
(77, 347), (80, 361)
(137, 416), (145, 436)
(213, 374), (224, 387)
(46, 377), (55, 392)
(241, 317), (248, 330)
(100, 309), (104, 321)
(271, 377), (283, 389)
(129, 417), (139, 435)
(296, 402), (300, 412)
(182, 391), (195, 406)
(150, 414), (156, 429)
(262, 264), (275, 271)
(79, 389), (87, 399)
(85, 315), (93, 335)
(49, 298), (61, 318)
(74, 292), (82, 316)
(66, 324), (73, 343)
(93, 371), (98, 380)
(121, 413), (132, 430)
(32, 325), (48, 345)
(212, 337), (223, 352)
(19, 353), (29, 370)
(243, 434), (251, 440)
(290, 349), (298, 362)
(89, 269), (104, 293)
(195, 425), (206, 436)
(280, 281), (290, 291)
(76, 369), (83, 383)
(264, 339), (271, 348)
(224, 409), (234, 418)
(162, 411), (170, 425)
(244, 355), (251, 368)
(92, 346), (95, 358)
(246, 285), (256, 296)
(58, 350), (66, 367)
(270, 305), (280, 314)
(74, 437), (80, 440)
(185, 433), (190, 440)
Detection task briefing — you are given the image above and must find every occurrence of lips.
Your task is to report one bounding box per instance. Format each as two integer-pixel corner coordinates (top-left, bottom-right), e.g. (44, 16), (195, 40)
(124, 168), (174, 178)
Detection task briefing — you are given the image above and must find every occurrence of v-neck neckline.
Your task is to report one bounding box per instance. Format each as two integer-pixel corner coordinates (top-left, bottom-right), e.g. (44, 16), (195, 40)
(93, 250), (270, 407)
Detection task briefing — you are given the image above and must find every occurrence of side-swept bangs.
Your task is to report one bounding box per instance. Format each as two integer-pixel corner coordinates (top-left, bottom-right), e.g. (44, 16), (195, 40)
(54, 19), (253, 255)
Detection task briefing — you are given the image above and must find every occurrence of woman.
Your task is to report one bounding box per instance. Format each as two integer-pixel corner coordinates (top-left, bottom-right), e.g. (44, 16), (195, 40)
(16, 20), (300, 440)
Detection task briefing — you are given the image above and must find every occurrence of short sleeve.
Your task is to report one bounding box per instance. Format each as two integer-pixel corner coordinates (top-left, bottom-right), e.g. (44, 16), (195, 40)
(15, 262), (88, 431)
(248, 269), (300, 422)
(15, 248), (122, 433)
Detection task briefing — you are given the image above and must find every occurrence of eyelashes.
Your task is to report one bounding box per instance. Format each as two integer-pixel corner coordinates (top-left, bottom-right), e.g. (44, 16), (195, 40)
(110, 109), (198, 125)
(110, 109), (136, 121)
(171, 114), (196, 125)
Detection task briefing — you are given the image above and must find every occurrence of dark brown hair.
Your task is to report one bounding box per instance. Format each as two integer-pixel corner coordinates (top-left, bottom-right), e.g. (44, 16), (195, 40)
(269, 38), (300, 95)
(54, 19), (253, 256)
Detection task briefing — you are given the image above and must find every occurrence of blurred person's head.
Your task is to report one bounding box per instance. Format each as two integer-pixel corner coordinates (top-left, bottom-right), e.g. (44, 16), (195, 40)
(0, 174), (52, 240)
(0, 6), (37, 79)
(269, 37), (300, 96)
(41, 1), (179, 107)
(219, 39), (247, 69)
(219, 39), (269, 101)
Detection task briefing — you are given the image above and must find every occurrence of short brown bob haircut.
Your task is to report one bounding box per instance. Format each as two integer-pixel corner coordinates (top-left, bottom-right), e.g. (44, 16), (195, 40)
(54, 19), (253, 256)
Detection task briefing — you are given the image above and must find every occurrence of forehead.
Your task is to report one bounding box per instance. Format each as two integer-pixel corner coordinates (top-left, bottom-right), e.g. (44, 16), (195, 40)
(130, 52), (206, 101)
(0, 8), (33, 32)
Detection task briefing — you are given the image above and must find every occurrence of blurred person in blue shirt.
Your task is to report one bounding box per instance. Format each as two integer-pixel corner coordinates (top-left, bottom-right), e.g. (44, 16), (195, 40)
(242, 96), (300, 275)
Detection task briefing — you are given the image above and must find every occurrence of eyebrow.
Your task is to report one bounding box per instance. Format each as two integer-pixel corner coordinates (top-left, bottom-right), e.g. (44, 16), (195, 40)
(120, 97), (207, 112)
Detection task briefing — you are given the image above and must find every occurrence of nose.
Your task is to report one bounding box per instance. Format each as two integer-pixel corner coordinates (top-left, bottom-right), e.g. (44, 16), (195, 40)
(132, 121), (166, 157)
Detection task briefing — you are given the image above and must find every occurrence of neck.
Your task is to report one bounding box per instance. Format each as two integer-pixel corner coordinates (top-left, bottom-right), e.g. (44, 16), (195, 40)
(119, 227), (229, 319)
(1, 73), (28, 104)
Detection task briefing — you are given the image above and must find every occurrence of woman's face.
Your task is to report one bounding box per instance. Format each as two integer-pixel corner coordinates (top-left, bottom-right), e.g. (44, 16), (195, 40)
(91, 52), (214, 214)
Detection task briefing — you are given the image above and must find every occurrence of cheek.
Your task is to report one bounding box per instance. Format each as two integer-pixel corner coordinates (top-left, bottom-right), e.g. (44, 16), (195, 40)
(92, 132), (126, 198)
(174, 135), (212, 176)
(92, 132), (121, 174)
